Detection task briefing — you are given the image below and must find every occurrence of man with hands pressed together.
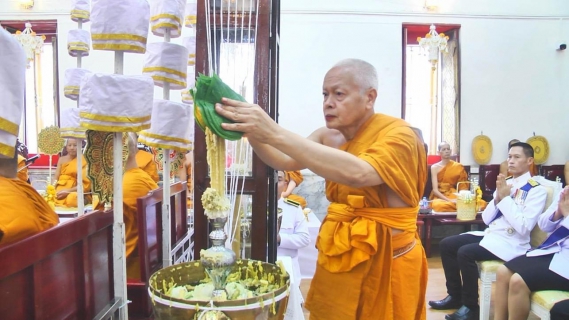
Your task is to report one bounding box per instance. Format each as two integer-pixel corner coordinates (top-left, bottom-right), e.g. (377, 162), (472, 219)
(493, 186), (569, 320)
(429, 142), (547, 320)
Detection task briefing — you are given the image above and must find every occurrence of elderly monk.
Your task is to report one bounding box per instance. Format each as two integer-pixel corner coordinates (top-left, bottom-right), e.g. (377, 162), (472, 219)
(216, 59), (428, 320)
(123, 133), (159, 279)
(282, 171), (308, 208)
(430, 142), (487, 212)
(136, 148), (159, 182)
(53, 139), (90, 207)
(500, 139), (538, 176)
(178, 151), (194, 207)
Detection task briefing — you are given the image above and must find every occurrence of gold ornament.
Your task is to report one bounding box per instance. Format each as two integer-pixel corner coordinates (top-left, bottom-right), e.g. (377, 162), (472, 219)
(38, 126), (65, 155)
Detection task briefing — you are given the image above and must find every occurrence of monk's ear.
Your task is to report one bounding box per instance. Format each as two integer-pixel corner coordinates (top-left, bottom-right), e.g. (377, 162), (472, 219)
(365, 88), (377, 109)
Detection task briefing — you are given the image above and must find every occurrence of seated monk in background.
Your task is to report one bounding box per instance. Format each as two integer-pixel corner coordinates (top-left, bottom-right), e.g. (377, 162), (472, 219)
(0, 147), (59, 246)
(54, 138), (91, 207)
(135, 138), (159, 182)
(282, 171), (307, 209)
(123, 133), (159, 279)
(430, 142), (487, 212)
(500, 139), (538, 176)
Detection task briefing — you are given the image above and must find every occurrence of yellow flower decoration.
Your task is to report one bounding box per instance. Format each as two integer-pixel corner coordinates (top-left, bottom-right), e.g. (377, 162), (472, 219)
(439, 32), (445, 37)
(417, 37), (422, 42)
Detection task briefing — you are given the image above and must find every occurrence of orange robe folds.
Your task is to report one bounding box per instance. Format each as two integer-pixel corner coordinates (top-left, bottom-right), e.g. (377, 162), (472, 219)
(305, 114), (428, 320)
(55, 156), (90, 207)
(430, 161), (487, 212)
(123, 168), (159, 279)
(284, 170), (307, 209)
(136, 150), (159, 182)
(0, 176), (59, 245)
(17, 155), (28, 182)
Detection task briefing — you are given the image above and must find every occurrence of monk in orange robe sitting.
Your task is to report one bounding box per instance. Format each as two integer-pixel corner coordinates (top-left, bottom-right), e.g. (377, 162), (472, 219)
(430, 142), (486, 212)
(217, 59), (428, 320)
(54, 138), (91, 207)
(123, 133), (159, 279)
(282, 170), (307, 209)
(0, 147), (60, 246)
(500, 139), (538, 176)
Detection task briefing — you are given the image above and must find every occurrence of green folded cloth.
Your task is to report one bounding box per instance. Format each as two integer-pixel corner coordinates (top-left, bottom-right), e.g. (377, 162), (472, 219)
(190, 73), (245, 141)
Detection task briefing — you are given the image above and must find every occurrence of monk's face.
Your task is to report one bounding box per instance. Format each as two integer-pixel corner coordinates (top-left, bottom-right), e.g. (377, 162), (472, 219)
(322, 67), (375, 134)
(277, 171), (287, 197)
(66, 139), (78, 157)
(507, 146), (533, 176)
(438, 144), (451, 159)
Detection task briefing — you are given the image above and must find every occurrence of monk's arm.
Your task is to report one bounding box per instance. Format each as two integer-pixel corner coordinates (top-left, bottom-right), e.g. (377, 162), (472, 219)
(431, 166), (451, 201)
(262, 128), (383, 188)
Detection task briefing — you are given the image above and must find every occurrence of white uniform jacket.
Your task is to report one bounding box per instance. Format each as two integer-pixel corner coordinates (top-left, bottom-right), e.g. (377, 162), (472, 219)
(478, 171), (548, 261)
(527, 191), (569, 280)
(277, 197), (310, 284)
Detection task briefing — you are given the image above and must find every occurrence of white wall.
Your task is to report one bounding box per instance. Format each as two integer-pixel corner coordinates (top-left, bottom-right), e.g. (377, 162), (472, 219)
(279, 0), (569, 165)
(2, 0), (568, 165)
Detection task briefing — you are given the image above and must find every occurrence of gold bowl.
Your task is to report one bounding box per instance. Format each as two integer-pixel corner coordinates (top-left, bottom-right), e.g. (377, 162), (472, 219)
(148, 259), (290, 319)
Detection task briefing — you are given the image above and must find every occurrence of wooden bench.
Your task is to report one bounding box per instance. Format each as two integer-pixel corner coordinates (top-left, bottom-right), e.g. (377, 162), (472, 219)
(127, 182), (189, 319)
(0, 210), (115, 320)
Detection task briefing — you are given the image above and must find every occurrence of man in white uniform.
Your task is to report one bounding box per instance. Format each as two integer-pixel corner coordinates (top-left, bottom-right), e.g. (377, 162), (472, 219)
(429, 142), (548, 320)
(277, 170), (310, 284)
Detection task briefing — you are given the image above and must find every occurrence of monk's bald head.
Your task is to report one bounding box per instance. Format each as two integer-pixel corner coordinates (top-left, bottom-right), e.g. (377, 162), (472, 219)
(330, 59), (378, 95)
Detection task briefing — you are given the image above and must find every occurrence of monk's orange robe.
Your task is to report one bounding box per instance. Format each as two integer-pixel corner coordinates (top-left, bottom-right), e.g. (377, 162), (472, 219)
(123, 168), (159, 279)
(430, 161), (487, 212)
(305, 114), (428, 320)
(0, 176), (59, 245)
(136, 150), (159, 182)
(17, 155), (28, 182)
(55, 156), (90, 207)
(284, 170), (307, 209)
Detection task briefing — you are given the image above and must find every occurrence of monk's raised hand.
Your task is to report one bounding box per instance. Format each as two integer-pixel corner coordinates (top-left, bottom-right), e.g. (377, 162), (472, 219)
(495, 174), (512, 203)
(216, 97), (280, 144)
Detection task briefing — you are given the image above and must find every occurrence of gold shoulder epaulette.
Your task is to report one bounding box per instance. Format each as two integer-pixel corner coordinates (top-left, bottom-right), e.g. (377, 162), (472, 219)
(505, 176), (513, 180)
(528, 178), (540, 187)
(284, 198), (300, 207)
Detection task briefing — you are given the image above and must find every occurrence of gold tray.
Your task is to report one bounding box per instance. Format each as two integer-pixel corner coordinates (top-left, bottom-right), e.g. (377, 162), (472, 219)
(526, 135), (550, 165)
(471, 135), (493, 165)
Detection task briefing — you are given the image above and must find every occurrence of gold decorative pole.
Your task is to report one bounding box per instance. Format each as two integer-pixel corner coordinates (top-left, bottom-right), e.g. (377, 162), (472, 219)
(417, 25), (449, 154)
